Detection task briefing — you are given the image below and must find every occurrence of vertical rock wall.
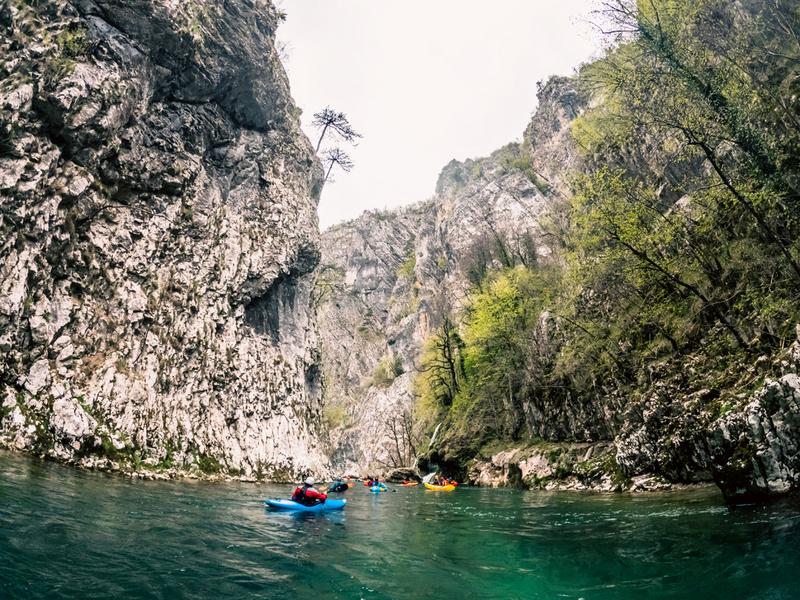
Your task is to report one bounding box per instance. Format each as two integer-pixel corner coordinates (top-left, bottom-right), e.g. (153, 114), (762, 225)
(0, 0), (328, 478)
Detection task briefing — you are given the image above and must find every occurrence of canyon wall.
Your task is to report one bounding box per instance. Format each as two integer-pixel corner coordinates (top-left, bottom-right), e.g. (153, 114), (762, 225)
(317, 77), (592, 473)
(0, 0), (328, 478)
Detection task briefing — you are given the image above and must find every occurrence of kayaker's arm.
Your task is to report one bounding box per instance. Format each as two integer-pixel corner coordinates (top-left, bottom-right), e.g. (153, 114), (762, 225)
(306, 488), (328, 501)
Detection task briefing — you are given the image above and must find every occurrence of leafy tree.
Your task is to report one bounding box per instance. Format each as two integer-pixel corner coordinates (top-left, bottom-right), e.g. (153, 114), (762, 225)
(416, 316), (464, 412)
(418, 0), (800, 474)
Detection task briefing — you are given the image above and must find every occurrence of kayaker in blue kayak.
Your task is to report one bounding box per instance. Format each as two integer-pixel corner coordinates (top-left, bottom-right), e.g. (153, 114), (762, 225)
(291, 477), (327, 506)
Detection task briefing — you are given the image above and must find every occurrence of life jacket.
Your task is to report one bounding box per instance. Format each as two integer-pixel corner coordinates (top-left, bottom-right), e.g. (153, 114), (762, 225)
(292, 485), (317, 506)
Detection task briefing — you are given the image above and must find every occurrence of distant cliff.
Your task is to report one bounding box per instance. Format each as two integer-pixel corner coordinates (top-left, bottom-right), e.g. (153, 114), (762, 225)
(0, 0), (328, 478)
(317, 77), (589, 473)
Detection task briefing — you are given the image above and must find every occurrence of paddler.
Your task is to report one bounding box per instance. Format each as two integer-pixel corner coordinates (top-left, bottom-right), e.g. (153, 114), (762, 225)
(291, 477), (328, 506)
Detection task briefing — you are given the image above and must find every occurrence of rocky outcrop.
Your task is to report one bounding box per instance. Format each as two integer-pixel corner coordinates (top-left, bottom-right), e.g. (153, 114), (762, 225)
(467, 442), (618, 491)
(523, 76), (588, 194)
(466, 442), (702, 493)
(316, 204), (432, 473)
(0, 0), (328, 478)
(613, 336), (800, 502)
(710, 373), (800, 502)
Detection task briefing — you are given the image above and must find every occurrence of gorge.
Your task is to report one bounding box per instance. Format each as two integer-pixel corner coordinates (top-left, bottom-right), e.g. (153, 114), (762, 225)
(2, 0), (799, 507)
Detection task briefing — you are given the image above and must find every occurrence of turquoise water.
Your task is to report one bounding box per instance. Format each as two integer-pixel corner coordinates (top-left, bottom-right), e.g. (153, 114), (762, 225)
(2, 453), (799, 599)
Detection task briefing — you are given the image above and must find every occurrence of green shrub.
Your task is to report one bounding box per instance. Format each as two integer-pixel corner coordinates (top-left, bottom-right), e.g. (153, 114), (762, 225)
(323, 404), (350, 429)
(55, 28), (90, 58)
(372, 355), (403, 388)
(397, 251), (416, 277)
(196, 454), (222, 474)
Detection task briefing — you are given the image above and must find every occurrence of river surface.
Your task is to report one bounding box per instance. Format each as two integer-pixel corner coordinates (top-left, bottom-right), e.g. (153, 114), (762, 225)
(2, 453), (800, 599)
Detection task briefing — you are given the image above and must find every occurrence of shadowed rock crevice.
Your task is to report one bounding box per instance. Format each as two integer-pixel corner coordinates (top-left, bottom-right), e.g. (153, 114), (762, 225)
(244, 270), (299, 343)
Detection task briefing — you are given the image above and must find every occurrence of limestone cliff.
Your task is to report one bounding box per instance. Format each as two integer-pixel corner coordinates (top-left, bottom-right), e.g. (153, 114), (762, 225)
(0, 0), (328, 478)
(318, 77), (589, 473)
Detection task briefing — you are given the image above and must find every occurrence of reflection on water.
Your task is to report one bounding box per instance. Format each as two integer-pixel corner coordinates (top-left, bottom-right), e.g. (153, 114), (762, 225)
(1, 452), (799, 599)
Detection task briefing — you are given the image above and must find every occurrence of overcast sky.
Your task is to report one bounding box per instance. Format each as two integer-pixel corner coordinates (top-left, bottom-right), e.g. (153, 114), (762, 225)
(277, 1), (603, 229)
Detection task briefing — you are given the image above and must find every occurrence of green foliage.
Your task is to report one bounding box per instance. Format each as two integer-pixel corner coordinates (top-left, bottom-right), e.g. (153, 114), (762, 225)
(55, 28), (89, 58)
(424, 0), (800, 476)
(1, 395), (15, 419)
(397, 250), (416, 278)
(415, 317), (465, 432)
(156, 445), (176, 470)
(43, 58), (76, 85)
(43, 27), (90, 84)
(499, 145), (547, 190)
(461, 268), (532, 383)
(564, 0), (800, 351)
(98, 431), (121, 459)
(456, 267), (559, 435)
(572, 46), (640, 156)
(196, 454), (222, 474)
(372, 355), (403, 388)
(322, 403), (350, 430)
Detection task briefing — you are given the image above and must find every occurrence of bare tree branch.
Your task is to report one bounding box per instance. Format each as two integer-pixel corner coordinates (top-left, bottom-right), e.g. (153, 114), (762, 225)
(322, 147), (354, 184)
(312, 107), (362, 153)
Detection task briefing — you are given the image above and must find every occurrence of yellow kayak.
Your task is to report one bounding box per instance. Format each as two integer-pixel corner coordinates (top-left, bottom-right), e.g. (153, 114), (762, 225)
(424, 483), (456, 492)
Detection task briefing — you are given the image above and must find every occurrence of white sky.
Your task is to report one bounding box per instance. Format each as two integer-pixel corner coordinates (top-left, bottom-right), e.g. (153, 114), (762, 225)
(277, 1), (603, 229)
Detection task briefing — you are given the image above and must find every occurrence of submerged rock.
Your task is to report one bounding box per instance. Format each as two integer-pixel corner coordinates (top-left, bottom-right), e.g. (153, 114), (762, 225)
(385, 467), (420, 483)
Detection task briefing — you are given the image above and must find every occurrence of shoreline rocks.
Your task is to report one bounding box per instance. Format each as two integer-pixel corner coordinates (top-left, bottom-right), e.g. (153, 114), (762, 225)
(465, 442), (716, 494)
(710, 373), (800, 503)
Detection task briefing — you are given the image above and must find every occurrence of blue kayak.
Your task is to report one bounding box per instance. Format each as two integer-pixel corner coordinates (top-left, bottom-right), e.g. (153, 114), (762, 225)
(264, 498), (346, 512)
(370, 484), (387, 493)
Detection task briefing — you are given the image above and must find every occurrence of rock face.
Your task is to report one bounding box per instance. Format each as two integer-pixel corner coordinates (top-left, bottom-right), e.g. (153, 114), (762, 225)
(710, 372), (800, 501)
(317, 78), (591, 473)
(0, 0), (329, 478)
(316, 203), (431, 473)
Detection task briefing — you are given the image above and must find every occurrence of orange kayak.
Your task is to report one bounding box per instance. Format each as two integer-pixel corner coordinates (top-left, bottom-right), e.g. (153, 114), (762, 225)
(401, 482), (419, 487)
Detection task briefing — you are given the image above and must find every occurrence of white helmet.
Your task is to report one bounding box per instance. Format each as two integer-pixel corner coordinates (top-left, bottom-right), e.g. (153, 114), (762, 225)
(304, 477), (315, 486)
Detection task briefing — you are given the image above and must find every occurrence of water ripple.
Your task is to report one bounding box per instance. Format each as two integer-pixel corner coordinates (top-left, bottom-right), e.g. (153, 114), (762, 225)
(2, 453), (800, 599)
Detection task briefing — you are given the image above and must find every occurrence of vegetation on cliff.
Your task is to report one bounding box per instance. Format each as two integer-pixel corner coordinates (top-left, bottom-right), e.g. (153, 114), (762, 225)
(419, 0), (800, 488)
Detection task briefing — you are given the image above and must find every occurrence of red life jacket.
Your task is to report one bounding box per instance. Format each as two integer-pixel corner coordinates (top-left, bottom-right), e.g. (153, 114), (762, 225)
(292, 485), (325, 506)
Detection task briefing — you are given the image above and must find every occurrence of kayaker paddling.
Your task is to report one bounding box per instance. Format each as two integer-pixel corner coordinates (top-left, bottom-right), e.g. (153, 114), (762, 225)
(328, 478), (349, 493)
(292, 477), (328, 506)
